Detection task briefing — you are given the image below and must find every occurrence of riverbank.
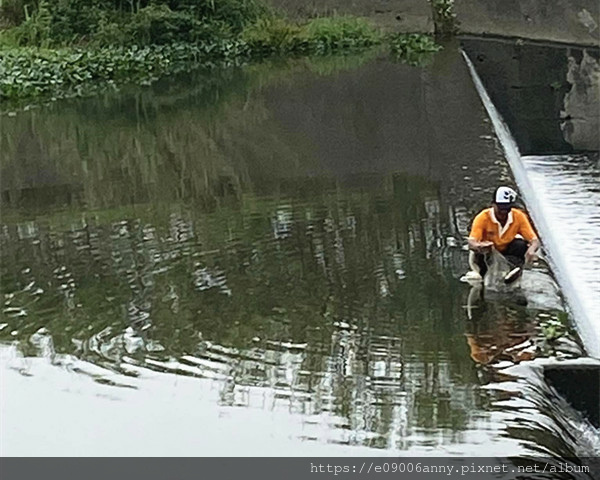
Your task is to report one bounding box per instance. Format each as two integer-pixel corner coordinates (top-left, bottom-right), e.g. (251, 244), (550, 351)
(2, 0), (598, 107)
(0, 1), (439, 107)
(266, 0), (600, 46)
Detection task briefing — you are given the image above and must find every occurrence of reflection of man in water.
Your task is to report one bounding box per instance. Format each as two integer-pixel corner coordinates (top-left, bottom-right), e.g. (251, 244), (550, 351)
(468, 187), (540, 284)
(464, 303), (536, 365)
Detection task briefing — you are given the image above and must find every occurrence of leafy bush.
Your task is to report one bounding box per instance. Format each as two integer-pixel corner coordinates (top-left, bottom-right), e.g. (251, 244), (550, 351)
(116, 4), (231, 46)
(0, 40), (249, 102)
(1, 0), (268, 47)
(242, 17), (303, 54)
(243, 16), (382, 57)
(387, 33), (441, 66)
(11, 0), (52, 47)
(430, 0), (459, 37)
(1, 0), (22, 26)
(169, 0), (268, 34)
(304, 16), (380, 48)
(94, 13), (129, 46)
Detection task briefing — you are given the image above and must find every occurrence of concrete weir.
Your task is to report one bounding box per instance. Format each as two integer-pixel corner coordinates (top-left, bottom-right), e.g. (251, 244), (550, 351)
(463, 50), (600, 425)
(542, 358), (600, 427)
(462, 50), (600, 359)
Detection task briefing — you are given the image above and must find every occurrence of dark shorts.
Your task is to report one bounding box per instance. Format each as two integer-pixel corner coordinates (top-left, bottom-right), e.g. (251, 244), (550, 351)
(473, 238), (528, 277)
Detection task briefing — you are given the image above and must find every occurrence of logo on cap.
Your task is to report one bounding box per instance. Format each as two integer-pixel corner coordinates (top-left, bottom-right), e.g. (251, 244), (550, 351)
(495, 186), (517, 204)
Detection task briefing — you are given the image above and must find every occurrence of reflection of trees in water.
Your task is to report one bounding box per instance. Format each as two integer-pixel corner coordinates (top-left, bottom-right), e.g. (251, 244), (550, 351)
(2, 46), (509, 217)
(1, 172), (485, 449)
(1, 53), (382, 212)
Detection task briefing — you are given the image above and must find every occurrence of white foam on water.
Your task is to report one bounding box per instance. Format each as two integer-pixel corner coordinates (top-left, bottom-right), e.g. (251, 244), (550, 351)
(463, 51), (600, 359)
(521, 154), (600, 329)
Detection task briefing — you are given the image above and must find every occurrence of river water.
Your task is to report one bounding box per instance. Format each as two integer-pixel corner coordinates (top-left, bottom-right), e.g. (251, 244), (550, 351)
(1, 44), (598, 461)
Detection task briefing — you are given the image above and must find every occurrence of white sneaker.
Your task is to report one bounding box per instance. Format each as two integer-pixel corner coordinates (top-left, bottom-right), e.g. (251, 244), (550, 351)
(503, 267), (522, 284)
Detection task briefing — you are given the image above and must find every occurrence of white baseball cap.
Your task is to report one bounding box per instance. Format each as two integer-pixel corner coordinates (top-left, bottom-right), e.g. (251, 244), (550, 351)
(494, 186), (517, 205)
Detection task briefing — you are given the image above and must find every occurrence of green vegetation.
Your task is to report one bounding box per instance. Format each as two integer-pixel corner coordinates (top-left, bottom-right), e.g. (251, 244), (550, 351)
(429, 0), (459, 37)
(0, 0), (442, 106)
(0, 42), (247, 101)
(241, 16), (381, 56)
(540, 315), (568, 341)
(388, 33), (440, 66)
(0, 0), (266, 46)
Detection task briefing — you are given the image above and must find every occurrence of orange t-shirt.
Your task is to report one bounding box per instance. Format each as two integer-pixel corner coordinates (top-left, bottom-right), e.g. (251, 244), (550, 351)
(469, 207), (538, 252)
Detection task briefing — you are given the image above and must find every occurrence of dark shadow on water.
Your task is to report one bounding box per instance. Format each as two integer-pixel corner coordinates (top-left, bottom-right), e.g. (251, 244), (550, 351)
(461, 36), (600, 154)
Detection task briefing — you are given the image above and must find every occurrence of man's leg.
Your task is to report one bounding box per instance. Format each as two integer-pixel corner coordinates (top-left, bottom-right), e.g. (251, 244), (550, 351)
(501, 238), (528, 284)
(502, 238), (528, 267)
(472, 251), (489, 277)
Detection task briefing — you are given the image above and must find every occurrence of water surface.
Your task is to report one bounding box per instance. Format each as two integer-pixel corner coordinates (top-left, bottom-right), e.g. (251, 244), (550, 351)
(1, 46), (596, 459)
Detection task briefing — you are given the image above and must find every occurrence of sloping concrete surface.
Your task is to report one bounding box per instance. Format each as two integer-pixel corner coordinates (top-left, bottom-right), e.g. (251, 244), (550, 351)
(456, 0), (600, 46)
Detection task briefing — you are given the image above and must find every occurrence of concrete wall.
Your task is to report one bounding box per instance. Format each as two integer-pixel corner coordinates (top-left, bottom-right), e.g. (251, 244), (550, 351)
(266, 0), (600, 46)
(461, 38), (600, 154)
(456, 0), (600, 46)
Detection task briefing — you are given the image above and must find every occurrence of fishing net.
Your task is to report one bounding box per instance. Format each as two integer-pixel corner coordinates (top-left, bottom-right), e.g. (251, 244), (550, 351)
(484, 249), (517, 291)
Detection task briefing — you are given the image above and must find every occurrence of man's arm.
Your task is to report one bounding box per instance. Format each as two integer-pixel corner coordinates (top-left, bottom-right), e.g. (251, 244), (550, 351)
(519, 211), (540, 264)
(525, 238), (540, 264)
(468, 211), (494, 252)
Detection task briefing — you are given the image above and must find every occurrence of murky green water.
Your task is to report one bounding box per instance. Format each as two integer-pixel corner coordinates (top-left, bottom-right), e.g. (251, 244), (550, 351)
(0, 45), (595, 458)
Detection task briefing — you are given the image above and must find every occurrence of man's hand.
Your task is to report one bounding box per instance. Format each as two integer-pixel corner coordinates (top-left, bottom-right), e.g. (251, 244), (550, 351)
(525, 247), (538, 264)
(525, 239), (540, 265)
(468, 239), (494, 253)
(479, 241), (494, 251)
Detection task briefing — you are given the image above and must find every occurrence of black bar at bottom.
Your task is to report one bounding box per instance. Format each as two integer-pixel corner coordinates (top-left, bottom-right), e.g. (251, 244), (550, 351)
(1, 457), (599, 480)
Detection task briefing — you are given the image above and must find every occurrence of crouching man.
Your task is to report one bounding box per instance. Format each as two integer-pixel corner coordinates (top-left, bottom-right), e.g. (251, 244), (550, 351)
(468, 186), (540, 284)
